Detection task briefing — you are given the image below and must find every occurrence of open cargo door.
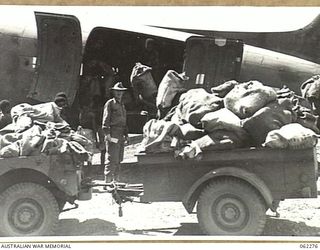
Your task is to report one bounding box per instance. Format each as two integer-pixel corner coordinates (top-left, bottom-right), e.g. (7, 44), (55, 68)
(28, 12), (82, 103)
(183, 36), (243, 92)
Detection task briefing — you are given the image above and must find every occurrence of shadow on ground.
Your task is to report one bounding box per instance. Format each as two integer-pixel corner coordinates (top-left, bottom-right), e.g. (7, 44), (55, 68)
(56, 219), (118, 236)
(119, 217), (320, 237)
(55, 216), (320, 236)
(57, 219), (202, 236)
(263, 216), (320, 236)
(119, 223), (202, 236)
(174, 223), (203, 235)
(173, 218), (320, 236)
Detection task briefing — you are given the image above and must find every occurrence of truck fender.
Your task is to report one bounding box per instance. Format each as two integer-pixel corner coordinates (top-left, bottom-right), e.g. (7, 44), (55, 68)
(182, 167), (275, 213)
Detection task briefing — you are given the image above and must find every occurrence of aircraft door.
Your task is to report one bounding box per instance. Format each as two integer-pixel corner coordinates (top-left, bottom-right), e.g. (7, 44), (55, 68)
(29, 12), (82, 103)
(183, 36), (243, 92)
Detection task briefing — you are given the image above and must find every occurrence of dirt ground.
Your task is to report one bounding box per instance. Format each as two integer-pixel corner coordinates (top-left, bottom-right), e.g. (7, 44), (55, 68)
(57, 187), (320, 237)
(56, 142), (320, 237)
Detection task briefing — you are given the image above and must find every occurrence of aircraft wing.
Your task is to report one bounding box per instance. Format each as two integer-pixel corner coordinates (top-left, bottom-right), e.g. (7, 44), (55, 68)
(153, 13), (320, 64)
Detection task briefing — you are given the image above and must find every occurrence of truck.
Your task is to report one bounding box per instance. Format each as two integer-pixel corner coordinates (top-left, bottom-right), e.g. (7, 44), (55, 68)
(0, 153), (92, 236)
(0, 10), (319, 237)
(0, 138), (317, 236)
(113, 146), (319, 235)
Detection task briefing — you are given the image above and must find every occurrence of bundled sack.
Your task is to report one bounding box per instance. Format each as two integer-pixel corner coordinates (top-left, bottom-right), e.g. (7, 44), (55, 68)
(264, 123), (317, 149)
(0, 133), (23, 148)
(41, 138), (69, 155)
(19, 125), (45, 156)
(68, 141), (91, 158)
(13, 114), (33, 133)
(76, 127), (96, 152)
(16, 115), (33, 133)
(156, 70), (188, 109)
(242, 98), (297, 145)
(277, 85), (313, 111)
(178, 123), (206, 140)
(0, 142), (20, 158)
(211, 80), (238, 98)
(279, 86), (320, 133)
(140, 119), (181, 153)
(276, 86), (294, 99)
(70, 131), (92, 148)
(224, 80), (277, 119)
(295, 109), (319, 133)
(43, 121), (72, 140)
(173, 129), (247, 160)
(31, 102), (67, 124)
(11, 103), (34, 120)
(174, 141), (202, 160)
(171, 88), (223, 127)
(201, 108), (243, 133)
(0, 123), (15, 136)
(130, 62), (158, 101)
(300, 75), (320, 101)
(11, 102), (67, 132)
(194, 129), (249, 152)
(277, 86), (320, 129)
(44, 121), (71, 132)
(38, 121), (68, 140)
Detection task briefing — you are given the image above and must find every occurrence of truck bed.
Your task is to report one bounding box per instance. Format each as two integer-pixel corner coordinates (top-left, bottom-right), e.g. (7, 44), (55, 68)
(123, 147), (318, 203)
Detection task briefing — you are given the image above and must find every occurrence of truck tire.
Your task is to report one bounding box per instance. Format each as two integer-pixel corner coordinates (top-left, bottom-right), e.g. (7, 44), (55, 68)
(0, 182), (59, 236)
(197, 178), (266, 235)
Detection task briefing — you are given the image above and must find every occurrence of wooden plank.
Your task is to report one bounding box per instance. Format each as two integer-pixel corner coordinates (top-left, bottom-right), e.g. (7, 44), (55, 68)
(137, 147), (315, 166)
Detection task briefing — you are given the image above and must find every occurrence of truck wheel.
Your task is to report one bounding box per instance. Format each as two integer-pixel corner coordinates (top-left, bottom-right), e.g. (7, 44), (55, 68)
(0, 182), (59, 236)
(197, 178), (266, 235)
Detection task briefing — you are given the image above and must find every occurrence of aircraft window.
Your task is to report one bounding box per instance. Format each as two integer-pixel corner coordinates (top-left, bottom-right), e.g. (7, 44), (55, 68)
(215, 38), (227, 47)
(79, 63), (83, 76)
(32, 57), (37, 69)
(195, 74), (205, 85)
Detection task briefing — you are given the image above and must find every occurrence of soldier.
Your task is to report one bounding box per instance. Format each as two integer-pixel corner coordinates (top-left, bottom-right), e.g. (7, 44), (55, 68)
(102, 82), (128, 182)
(53, 92), (70, 124)
(141, 38), (161, 84)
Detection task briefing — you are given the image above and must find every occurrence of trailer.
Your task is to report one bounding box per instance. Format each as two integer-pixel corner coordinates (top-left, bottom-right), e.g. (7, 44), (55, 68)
(112, 146), (319, 235)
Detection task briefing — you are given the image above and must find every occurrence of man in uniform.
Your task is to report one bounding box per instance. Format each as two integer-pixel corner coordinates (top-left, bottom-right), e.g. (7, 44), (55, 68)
(141, 38), (160, 84)
(52, 92), (70, 124)
(102, 82), (128, 182)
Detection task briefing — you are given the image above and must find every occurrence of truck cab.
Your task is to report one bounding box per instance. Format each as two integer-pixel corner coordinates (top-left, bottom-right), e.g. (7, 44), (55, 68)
(0, 153), (91, 236)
